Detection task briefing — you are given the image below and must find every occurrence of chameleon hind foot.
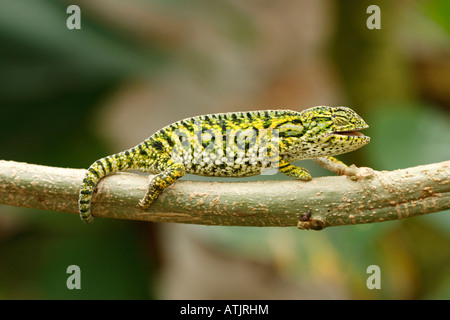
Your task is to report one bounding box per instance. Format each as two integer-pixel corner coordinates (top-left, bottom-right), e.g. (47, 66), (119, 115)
(138, 174), (164, 208)
(139, 163), (186, 208)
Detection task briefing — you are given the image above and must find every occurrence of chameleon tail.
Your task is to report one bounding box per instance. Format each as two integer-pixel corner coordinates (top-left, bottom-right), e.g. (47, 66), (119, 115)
(78, 149), (140, 224)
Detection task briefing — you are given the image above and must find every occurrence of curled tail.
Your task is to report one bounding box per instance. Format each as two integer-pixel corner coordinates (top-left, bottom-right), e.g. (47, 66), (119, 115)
(78, 148), (143, 224)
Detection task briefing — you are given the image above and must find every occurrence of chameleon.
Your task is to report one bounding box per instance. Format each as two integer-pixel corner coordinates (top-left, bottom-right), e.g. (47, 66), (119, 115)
(78, 106), (370, 224)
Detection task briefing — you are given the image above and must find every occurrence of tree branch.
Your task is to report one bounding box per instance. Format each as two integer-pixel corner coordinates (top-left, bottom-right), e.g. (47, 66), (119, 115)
(0, 160), (449, 230)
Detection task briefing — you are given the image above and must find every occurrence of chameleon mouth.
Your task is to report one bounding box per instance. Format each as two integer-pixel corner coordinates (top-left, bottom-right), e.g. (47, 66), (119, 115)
(329, 127), (369, 138)
(333, 130), (365, 137)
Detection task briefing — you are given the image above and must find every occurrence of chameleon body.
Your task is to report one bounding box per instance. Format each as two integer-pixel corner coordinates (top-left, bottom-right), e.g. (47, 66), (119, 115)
(79, 106), (370, 223)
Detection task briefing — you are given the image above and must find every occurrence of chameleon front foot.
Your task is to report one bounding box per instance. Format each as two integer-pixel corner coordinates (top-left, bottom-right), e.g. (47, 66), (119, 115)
(313, 156), (348, 175)
(278, 162), (312, 181)
(313, 156), (373, 180)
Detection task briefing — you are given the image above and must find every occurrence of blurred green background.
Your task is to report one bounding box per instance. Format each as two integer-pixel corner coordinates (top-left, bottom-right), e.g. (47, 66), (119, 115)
(0, 0), (449, 299)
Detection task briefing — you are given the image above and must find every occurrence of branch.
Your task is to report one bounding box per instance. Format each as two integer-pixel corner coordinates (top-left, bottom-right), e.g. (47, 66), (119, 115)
(0, 160), (449, 230)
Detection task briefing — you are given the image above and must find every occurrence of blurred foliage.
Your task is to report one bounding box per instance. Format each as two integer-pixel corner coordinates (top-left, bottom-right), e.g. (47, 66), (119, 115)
(0, 0), (162, 299)
(366, 101), (450, 170)
(0, 215), (155, 299)
(0, 0), (449, 300)
(421, 0), (450, 34)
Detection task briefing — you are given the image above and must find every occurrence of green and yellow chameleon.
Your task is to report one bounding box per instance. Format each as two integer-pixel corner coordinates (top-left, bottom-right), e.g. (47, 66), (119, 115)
(79, 106), (370, 223)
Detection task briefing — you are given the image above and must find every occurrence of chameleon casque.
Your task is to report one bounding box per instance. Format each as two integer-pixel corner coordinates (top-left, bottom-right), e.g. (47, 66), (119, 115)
(78, 106), (370, 224)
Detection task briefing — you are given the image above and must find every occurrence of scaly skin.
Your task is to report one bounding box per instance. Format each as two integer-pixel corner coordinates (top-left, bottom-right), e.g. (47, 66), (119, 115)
(79, 106), (370, 223)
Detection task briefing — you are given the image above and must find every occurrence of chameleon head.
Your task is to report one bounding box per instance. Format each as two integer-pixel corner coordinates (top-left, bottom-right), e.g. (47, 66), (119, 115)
(299, 105), (370, 157)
